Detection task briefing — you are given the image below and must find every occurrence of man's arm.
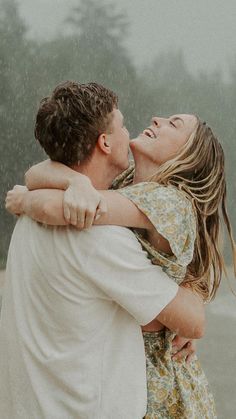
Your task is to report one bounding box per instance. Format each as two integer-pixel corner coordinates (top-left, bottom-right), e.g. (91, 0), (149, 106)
(83, 226), (205, 339)
(156, 286), (204, 338)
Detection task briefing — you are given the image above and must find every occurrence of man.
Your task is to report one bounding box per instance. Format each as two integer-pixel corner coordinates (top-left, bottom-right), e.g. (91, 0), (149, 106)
(1, 81), (204, 419)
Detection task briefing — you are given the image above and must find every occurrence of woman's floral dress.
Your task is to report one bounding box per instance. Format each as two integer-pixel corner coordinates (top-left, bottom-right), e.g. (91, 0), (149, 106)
(112, 164), (216, 419)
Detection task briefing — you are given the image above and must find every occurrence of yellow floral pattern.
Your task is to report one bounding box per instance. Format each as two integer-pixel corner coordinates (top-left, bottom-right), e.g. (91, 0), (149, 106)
(118, 180), (196, 284)
(112, 164), (217, 419)
(143, 331), (216, 418)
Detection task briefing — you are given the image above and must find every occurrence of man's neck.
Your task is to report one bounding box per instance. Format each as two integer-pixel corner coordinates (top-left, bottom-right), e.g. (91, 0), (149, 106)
(75, 159), (118, 190)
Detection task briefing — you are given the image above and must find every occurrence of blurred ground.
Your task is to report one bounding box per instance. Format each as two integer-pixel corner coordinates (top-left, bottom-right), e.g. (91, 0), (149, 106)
(0, 270), (4, 294)
(0, 269), (235, 418)
(198, 275), (236, 419)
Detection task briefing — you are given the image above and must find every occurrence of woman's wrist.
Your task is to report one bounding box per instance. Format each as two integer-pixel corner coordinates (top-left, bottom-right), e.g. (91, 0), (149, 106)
(22, 191), (33, 215)
(67, 173), (92, 190)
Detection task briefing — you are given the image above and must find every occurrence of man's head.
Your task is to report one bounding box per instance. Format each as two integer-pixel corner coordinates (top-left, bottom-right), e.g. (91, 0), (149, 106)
(34, 81), (122, 167)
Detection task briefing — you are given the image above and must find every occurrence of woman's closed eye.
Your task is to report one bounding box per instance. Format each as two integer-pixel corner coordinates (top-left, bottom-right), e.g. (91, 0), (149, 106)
(170, 120), (176, 128)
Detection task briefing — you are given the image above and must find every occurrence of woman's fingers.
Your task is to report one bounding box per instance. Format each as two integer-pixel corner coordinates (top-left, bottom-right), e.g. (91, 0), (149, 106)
(75, 206), (86, 229)
(63, 187), (75, 223)
(5, 185), (28, 215)
(84, 207), (95, 229)
(84, 196), (108, 229)
(63, 186), (87, 227)
(185, 342), (196, 363)
(63, 204), (71, 223)
(95, 197), (108, 221)
(171, 337), (196, 362)
(63, 184), (107, 229)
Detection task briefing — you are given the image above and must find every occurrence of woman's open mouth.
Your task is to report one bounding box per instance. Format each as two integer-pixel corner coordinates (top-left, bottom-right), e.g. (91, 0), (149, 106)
(142, 128), (157, 139)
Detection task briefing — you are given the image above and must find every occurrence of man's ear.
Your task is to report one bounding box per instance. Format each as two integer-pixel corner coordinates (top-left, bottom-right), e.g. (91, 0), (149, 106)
(97, 133), (111, 155)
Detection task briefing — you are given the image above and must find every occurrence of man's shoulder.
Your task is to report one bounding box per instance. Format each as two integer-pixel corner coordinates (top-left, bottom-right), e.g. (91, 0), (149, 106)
(13, 218), (141, 258)
(68, 226), (143, 261)
(73, 225), (138, 247)
(14, 216), (135, 240)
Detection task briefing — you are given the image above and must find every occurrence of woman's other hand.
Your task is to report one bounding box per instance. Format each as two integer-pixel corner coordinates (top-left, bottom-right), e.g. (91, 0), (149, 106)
(5, 185), (28, 216)
(171, 336), (196, 363)
(64, 178), (107, 229)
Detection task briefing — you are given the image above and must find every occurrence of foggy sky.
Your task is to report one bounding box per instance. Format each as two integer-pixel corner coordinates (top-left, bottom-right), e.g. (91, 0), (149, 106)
(18, 0), (236, 79)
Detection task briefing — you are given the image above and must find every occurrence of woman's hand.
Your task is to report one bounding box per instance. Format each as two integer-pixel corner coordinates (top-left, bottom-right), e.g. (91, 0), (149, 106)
(63, 178), (107, 229)
(171, 336), (196, 363)
(5, 185), (28, 215)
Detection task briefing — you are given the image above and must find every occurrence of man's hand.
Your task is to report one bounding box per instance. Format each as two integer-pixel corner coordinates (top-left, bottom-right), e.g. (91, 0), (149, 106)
(5, 185), (28, 215)
(171, 336), (196, 364)
(63, 178), (107, 229)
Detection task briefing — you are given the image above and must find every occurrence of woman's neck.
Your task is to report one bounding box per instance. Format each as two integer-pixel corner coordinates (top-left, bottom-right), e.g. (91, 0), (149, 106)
(132, 157), (160, 184)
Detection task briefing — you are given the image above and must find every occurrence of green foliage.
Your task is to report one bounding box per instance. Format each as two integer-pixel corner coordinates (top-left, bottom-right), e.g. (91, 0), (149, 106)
(0, 0), (235, 266)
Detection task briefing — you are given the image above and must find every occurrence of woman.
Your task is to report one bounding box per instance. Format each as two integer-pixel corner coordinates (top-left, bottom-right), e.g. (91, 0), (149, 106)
(7, 113), (236, 418)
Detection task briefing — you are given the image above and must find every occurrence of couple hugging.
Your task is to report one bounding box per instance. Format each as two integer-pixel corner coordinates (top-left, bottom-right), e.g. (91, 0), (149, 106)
(1, 80), (235, 418)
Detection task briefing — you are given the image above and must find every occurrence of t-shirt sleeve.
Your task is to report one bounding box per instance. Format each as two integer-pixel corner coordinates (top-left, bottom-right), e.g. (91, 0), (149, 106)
(118, 182), (196, 267)
(82, 226), (178, 326)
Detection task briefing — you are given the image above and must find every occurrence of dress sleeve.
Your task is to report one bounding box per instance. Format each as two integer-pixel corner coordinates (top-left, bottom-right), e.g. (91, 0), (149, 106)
(111, 161), (135, 190)
(118, 182), (196, 267)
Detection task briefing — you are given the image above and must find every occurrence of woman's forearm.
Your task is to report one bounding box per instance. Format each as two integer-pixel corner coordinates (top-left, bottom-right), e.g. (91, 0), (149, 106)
(23, 189), (67, 225)
(24, 160), (159, 233)
(21, 187), (152, 230)
(25, 160), (84, 191)
(94, 190), (153, 229)
(24, 160), (153, 230)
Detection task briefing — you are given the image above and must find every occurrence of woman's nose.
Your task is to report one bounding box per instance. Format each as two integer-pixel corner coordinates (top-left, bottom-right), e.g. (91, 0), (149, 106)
(152, 116), (167, 127)
(152, 117), (160, 127)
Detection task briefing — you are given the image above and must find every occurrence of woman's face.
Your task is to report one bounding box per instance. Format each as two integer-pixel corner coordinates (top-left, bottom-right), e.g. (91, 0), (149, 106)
(130, 114), (198, 167)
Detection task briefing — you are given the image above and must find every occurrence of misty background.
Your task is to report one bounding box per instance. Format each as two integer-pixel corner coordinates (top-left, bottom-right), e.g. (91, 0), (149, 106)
(0, 0), (236, 417)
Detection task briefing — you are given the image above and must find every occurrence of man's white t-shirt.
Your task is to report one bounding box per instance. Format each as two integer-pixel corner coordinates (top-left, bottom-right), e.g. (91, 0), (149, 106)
(0, 216), (178, 419)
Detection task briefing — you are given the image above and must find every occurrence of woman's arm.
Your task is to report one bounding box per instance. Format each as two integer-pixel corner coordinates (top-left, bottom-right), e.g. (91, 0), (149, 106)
(25, 159), (79, 190)
(7, 185), (171, 253)
(5, 186), (67, 225)
(9, 159), (170, 252)
(6, 186), (153, 230)
(25, 160), (108, 227)
(24, 159), (154, 231)
(24, 160), (169, 252)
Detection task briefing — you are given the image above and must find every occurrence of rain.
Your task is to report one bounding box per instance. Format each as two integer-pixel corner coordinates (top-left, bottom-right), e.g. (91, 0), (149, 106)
(0, 0), (236, 417)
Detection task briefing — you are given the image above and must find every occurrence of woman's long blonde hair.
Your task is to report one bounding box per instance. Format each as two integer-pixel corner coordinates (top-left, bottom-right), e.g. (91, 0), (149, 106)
(149, 117), (236, 301)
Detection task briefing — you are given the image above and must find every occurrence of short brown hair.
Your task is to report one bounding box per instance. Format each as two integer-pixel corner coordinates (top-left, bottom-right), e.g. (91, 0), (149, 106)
(34, 81), (118, 165)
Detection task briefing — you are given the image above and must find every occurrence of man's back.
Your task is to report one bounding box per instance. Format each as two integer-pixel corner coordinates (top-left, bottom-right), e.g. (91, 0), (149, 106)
(0, 216), (177, 419)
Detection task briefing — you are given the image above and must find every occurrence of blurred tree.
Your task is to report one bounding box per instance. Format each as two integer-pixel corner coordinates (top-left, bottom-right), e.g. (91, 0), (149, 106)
(65, 0), (130, 80)
(0, 0), (43, 265)
(64, 0), (144, 134)
(141, 50), (206, 117)
(29, 0), (151, 135)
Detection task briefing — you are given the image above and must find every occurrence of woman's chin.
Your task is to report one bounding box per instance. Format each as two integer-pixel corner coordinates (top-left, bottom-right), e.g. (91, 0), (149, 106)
(129, 137), (143, 149)
(129, 138), (136, 146)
